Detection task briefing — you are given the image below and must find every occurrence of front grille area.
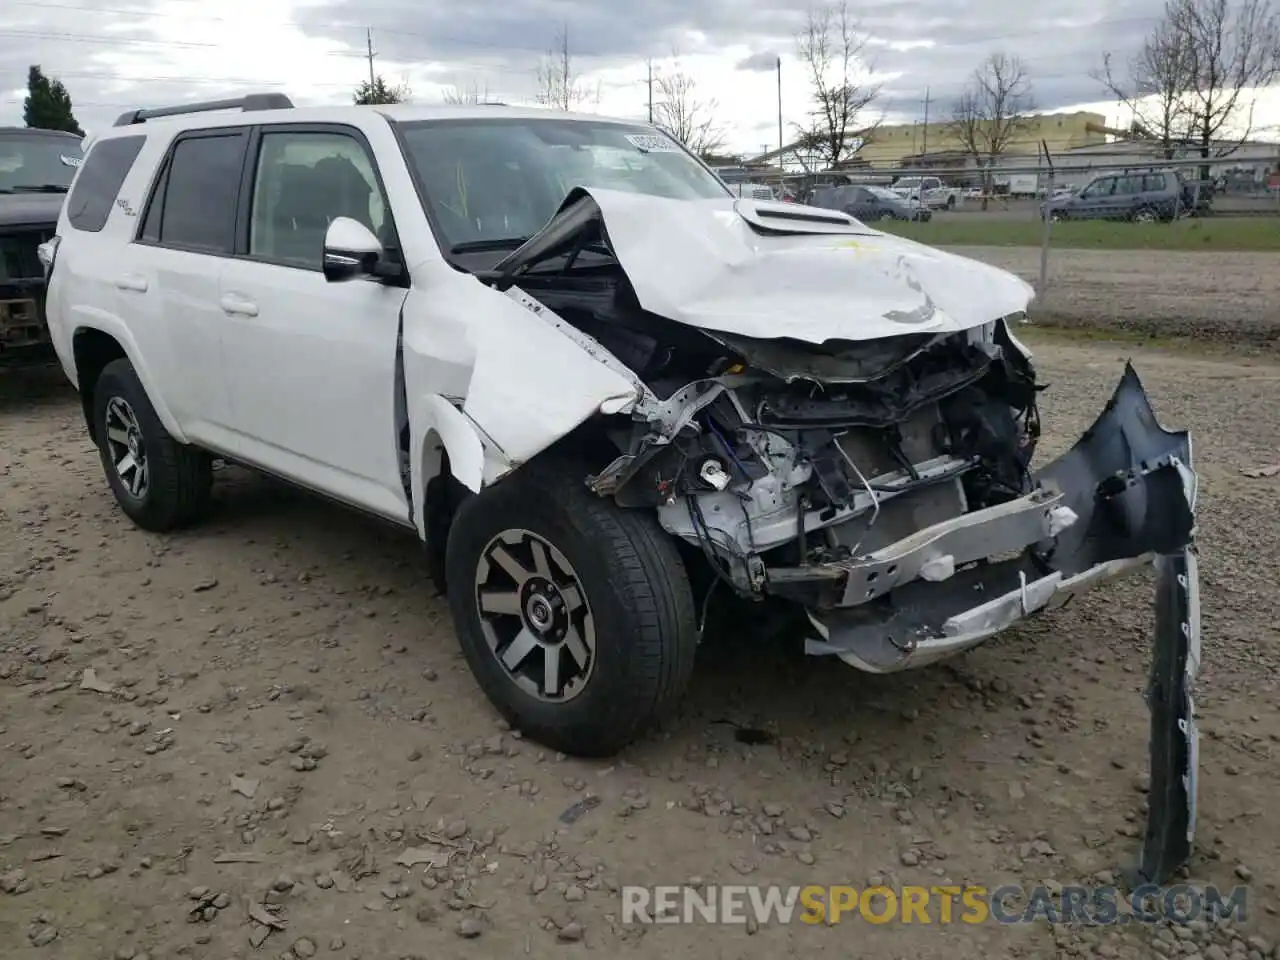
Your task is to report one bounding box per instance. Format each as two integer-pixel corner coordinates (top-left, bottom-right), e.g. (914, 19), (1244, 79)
(0, 226), (52, 352)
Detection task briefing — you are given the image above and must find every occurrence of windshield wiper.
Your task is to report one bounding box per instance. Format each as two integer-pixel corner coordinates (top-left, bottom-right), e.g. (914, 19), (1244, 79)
(10, 184), (70, 194)
(449, 236), (530, 254)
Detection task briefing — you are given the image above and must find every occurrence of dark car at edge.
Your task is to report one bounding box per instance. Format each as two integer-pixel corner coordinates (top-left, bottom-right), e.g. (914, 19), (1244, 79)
(1, 127), (83, 364)
(806, 183), (933, 222)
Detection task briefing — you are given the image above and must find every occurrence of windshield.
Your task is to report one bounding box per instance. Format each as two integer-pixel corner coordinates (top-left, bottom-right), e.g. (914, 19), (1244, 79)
(395, 118), (730, 252)
(0, 132), (83, 193)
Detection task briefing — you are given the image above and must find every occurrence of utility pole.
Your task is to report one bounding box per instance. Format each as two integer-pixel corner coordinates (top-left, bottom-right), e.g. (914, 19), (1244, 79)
(366, 28), (376, 87)
(647, 59), (654, 124)
(776, 55), (784, 160)
(921, 86), (931, 156)
(561, 22), (570, 110)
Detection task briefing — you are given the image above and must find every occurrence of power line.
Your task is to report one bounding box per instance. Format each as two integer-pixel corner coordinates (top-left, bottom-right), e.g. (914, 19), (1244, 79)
(0, 28), (225, 50)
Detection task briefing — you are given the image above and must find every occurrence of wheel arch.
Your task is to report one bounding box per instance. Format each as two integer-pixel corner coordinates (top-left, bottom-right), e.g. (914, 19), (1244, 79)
(70, 322), (187, 445)
(410, 394), (493, 542)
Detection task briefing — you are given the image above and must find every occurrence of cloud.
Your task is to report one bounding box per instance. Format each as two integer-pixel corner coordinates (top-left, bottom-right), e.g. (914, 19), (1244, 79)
(736, 51), (780, 72)
(0, 0), (1276, 152)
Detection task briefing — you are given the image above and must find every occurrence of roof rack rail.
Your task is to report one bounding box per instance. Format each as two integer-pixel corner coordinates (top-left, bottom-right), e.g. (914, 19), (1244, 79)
(113, 93), (294, 127)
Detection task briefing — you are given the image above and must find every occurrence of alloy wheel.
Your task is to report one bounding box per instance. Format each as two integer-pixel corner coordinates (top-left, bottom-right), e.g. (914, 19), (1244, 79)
(104, 396), (149, 499)
(474, 529), (596, 702)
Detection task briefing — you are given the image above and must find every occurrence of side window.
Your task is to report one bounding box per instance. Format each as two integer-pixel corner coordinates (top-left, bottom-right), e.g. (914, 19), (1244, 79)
(138, 158), (168, 243)
(154, 132), (246, 253)
(65, 135), (146, 233)
(248, 130), (388, 270)
(1144, 173), (1167, 192)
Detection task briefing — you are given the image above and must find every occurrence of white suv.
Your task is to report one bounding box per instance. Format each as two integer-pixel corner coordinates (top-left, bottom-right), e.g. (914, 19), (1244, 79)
(40, 96), (1199, 796)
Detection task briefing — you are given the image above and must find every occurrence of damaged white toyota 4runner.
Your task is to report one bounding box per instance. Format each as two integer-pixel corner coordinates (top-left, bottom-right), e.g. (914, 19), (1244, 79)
(42, 98), (1199, 881)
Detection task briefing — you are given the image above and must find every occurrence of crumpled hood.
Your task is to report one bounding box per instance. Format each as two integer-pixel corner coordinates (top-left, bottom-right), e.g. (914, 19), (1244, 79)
(512, 187), (1036, 345)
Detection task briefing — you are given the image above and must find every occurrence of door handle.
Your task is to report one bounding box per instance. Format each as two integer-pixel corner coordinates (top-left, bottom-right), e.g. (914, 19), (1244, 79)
(220, 295), (258, 317)
(115, 274), (148, 292)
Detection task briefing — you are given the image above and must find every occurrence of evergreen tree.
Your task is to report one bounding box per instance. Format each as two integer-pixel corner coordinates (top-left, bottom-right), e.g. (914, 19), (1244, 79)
(23, 66), (84, 136)
(353, 76), (410, 105)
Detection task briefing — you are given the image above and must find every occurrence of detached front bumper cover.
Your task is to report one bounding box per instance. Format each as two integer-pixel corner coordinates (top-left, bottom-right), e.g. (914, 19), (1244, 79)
(793, 363), (1200, 884)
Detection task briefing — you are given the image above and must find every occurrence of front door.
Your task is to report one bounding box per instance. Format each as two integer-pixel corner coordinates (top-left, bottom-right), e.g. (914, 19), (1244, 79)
(217, 125), (410, 523)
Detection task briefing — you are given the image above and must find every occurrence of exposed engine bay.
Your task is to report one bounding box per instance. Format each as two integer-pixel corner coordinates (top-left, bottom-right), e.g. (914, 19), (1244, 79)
(481, 190), (1196, 671)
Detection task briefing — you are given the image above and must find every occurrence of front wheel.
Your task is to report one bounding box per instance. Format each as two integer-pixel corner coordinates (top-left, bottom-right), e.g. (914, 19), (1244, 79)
(93, 358), (212, 532)
(444, 458), (698, 757)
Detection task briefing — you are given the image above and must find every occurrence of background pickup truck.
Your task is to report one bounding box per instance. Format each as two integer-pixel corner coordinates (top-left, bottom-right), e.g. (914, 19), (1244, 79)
(890, 175), (964, 210)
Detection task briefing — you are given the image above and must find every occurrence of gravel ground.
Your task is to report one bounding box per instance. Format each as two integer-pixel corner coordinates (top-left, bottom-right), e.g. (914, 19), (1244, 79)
(2, 339), (1279, 960)
(951, 247), (1280, 344)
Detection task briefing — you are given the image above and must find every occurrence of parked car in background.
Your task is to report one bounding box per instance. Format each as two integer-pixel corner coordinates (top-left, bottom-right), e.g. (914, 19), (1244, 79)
(890, 175), (963, 209)
(722, 180), (776, 201)
(1040, 169), (1193, 222)
(809, 184), (932, 221)
(1, 126), (83, 363)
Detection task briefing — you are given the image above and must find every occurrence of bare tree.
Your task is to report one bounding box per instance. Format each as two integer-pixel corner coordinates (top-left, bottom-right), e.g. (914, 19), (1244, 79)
(1093, 16), (1197, 157)
(652, 52), (727, 157)
(1096, 0), (1279, 169)
(535, 24), (597, 111)
(443, 79), (492, 104)
(1171, 0), (1280, 169)
(794, 1), (883, 167)
(948, 53), (1034, 209)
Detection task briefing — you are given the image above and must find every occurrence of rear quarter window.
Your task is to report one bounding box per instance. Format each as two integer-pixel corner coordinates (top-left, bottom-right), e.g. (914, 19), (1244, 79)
(65, 135), (147, 233)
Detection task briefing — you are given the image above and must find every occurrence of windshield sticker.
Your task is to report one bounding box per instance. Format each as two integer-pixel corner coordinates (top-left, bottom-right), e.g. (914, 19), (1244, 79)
(60, 154), (82, 167)
(625, 133), (680, 153)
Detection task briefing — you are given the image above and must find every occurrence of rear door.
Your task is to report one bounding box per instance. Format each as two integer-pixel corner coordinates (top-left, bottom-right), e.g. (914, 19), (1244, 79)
(131, 127), (249, 440)
(842, 187), (873, 218)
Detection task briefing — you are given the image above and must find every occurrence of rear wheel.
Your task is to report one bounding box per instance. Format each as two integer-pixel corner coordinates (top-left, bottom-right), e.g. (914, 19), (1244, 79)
(93, 358), (212, 532)
(1132, 206), (1159, 223)
(444, 458), (697, 757)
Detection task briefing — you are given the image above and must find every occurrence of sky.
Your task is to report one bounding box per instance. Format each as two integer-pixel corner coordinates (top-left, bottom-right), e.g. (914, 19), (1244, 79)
(1, 0), (1278, 155)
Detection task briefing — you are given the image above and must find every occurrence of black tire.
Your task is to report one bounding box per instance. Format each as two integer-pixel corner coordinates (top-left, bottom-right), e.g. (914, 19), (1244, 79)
(444, 457), (698, 757)
(1132, 205), (1159, 223)
(93, 358), (213, 532)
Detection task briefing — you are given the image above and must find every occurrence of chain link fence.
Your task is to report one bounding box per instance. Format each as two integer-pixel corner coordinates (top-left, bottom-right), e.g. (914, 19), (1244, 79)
(743, 152), (1280, 346)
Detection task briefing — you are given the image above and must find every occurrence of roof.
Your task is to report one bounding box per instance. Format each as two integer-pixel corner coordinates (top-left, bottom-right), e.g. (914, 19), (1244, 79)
(94, 99), (654, 141)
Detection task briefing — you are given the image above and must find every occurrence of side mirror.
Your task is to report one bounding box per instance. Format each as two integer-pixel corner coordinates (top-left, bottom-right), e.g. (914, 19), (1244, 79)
(323, 217), (384, 282)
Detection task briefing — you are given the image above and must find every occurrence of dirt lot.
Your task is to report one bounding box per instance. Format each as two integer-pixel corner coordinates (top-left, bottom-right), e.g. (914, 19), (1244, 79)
(951, 247), (1280, 343)
(2, 338), (1280, 960)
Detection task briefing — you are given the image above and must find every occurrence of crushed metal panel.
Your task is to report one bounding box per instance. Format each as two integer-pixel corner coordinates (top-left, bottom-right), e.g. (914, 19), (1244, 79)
(491, 185), (1036, 345)
(1137, 546), (1200, 886)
